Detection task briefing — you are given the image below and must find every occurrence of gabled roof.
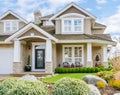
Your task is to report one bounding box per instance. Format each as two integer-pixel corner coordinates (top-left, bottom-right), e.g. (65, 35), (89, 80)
(50, 2), (96, 20)
(93, 22), (106, 29)
(5, 23), (58, 42)
(0, 10), (28, 23)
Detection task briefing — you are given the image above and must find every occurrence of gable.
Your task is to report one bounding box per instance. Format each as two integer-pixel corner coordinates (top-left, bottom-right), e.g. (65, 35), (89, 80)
(19, 28), (47, 38)
(1, 13), (18, 20)
(57, 6), (89, 18)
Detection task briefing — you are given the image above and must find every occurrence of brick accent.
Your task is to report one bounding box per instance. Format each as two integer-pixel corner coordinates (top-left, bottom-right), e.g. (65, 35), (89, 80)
(13, 62), (24, 73)
(45, 62), (53, 73)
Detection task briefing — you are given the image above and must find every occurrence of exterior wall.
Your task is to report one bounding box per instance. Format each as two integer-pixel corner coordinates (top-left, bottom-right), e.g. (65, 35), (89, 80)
(52, 43), (57, 71)
(84, 19), (91, 34)
(0, 14), (26, 34)
(57, 6), (88, 17)
(56, 43), (87, 67)
(92, 29), (104, 34)
(19, 22), (26, 28)
(19, 28), (47, 38)
(1, 14), (18, 20)
(0, 44), (14, 74)
(92, 46), (103, 66)
(55, 16), (92, 34)
(55, 20), (61, 34)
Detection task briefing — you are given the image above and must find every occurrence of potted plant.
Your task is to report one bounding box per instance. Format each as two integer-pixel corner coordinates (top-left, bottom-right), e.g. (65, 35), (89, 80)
(24, 55), (31, 71)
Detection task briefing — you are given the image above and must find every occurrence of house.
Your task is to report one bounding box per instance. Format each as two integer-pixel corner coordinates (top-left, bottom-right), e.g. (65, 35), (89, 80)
(0, 3), (116, 74)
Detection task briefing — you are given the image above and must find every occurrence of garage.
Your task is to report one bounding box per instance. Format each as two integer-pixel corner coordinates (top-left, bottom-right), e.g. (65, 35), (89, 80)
(0, 46), (13, 74)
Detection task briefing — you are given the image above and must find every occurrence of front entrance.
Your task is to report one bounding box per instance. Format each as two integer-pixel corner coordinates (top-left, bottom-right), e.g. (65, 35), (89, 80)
(35, 49), (45, 69)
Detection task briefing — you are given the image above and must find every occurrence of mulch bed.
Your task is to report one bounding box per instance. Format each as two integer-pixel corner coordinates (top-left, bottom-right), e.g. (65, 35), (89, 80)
(99, 86), (120, 95)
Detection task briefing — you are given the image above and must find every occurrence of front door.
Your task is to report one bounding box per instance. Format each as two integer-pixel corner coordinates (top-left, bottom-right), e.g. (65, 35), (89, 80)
(35, 49), (45, 69)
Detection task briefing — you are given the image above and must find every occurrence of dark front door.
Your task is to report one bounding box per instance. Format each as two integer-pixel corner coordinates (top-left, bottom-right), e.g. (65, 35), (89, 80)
(35, 49), (45, 69)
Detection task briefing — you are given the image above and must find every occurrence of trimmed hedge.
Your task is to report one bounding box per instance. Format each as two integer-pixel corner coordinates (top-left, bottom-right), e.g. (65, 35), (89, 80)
(55, 67), (111, 73)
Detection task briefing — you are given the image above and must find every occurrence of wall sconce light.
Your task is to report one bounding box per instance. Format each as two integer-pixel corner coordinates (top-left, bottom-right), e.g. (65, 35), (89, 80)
(28, 45), (31, 50)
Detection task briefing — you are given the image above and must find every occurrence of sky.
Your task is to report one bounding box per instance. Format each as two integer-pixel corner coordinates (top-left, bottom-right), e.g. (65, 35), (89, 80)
(0, 0), (120, 35)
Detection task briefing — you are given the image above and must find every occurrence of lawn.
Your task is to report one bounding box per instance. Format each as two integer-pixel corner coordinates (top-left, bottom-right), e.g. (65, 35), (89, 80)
(42, 73), (96, 83)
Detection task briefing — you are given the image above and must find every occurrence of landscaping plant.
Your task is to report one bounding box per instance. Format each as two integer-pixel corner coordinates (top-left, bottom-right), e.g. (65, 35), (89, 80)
(0, 78), (49, 95)
(96, 81), (106, 89)
(52, 77), (90, 95)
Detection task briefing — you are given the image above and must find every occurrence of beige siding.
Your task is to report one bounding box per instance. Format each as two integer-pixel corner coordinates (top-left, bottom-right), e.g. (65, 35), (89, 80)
(55, 20), (61, 34)
(0, 22), (4, 34)
(1, 14), (18, 20)
(56, 43), (86, 67)
(84, 19), (91, 34)
(92, 46), (103, 66)
(92, 29), (104, 34)
(52, 43), (57, 70)
(19, 22), (26, 28)
(57, 6), (88, 17)
(19, 28), (47, 38)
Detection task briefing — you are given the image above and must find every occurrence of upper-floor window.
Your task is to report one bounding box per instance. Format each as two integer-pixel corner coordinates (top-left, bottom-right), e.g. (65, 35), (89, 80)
(4, 20), (19, 33)
(44, 20), (54, 26)
(62, 18), (84, 34)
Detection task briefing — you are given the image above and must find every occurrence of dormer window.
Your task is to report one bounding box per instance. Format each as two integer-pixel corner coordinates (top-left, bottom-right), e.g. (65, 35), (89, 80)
(62, 18), (84, 34)
(4, 20), (19, 33)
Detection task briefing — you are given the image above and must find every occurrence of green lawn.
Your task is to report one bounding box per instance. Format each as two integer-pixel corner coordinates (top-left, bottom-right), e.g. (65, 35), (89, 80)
(42, 73), (96, 83)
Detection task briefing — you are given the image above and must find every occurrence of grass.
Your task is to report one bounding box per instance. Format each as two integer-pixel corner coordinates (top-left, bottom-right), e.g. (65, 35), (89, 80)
(42, 73), (96, 83)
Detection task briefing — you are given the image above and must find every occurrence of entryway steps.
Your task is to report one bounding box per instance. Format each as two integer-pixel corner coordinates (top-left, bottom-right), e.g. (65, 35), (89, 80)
(10, 72), (52, 77)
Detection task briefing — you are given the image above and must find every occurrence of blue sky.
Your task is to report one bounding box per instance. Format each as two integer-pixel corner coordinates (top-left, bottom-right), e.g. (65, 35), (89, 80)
(0, 0), (120, 35)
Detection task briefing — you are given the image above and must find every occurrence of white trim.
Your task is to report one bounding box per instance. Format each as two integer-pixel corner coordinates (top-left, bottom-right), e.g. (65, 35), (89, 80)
(59, 13), (85, 19)
(5, 23), (58, 42)
(57, 39), (116, 45)
(103, 45), (108, 62)
(0, 10), (28, 23)
(3, 20), (19, 33)
(61, 18), (84, 34)
(18, 35), (47, 40)
(62, 45), (84, 65)
(32, 42), (46, 71)
(50, 3), (96, 20)
(14, 40), (21, 62)
(87, 43), (92, 62)
(0, 41), (12, 44)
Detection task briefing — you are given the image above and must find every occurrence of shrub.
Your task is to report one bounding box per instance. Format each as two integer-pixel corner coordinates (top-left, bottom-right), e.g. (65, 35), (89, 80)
(109, 80), (120, 89)
(97, 71), (115, 82)
(110, 56), (120, 71)
(0, 78), (49, 95)
(55, 67), (111, 73)
(52, 77), (90, 95)
(97, 81), (106, 88)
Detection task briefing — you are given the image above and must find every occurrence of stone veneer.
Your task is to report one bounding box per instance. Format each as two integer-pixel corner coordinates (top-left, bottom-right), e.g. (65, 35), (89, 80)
(45, 62), (53, 73)
(13, 62), (24, 73)
(86, 61), (93, 67)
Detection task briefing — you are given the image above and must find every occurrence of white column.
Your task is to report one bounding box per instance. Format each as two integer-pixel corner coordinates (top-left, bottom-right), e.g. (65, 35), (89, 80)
(103, 45), (108, 67)
(14, 40), (21, 62)
(87, 43), (92, 67)
(46, 39), (52, 62)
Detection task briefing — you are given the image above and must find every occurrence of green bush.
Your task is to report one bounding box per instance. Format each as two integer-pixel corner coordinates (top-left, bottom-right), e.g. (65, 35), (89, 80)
(52, 77), (90, 95)
(55, 67), (111, 73)
(0, 78), (49, 95)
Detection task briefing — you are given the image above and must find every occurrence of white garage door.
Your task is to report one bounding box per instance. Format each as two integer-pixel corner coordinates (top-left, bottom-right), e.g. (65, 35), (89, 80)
(0, 47), (13, 74)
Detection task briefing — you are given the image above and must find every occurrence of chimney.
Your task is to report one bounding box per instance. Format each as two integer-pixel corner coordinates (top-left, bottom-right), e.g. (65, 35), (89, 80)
(34, 10), (41, 24)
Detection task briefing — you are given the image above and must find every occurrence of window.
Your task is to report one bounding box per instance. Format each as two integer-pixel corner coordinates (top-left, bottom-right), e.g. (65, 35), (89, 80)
(62, 18), (83, 34)
(63, 45), (83, 65)
(45, 21), (54, 26)
(4, 21), (18, 33)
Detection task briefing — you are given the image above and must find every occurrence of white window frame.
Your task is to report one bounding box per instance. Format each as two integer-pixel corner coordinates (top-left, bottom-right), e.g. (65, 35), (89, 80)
(62, 45), (84, 65)
(62, 18), (84, 34)
(44, 20), (54, 26)
(4, 20), (19, 33)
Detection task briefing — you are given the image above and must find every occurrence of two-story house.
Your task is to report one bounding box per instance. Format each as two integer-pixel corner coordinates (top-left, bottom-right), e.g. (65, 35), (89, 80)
(0, 3), (116, 74)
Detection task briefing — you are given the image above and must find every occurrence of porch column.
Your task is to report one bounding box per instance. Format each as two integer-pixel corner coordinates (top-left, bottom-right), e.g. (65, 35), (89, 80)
(103, 45), (108, 68)
(87, 43), (93, 67)
(45, 39), (53, 73)
(14, 40), (21, 62)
